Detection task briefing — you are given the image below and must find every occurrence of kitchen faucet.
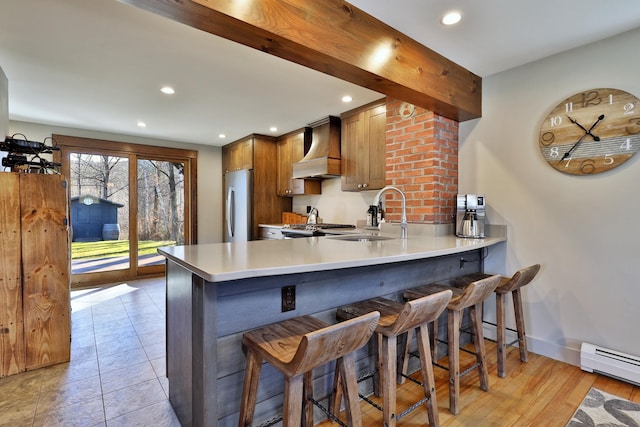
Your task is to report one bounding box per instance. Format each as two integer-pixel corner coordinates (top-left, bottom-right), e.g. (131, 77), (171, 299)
(373, 186), (408, 239)
(307, 207), (318, 224)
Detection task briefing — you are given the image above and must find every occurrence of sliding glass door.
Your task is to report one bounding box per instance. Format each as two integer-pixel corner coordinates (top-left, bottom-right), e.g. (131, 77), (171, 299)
(55, 135), (197, 288)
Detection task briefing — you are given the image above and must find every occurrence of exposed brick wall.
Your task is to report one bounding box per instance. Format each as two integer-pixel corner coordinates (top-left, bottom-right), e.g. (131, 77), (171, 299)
(384, 98), (459, 224)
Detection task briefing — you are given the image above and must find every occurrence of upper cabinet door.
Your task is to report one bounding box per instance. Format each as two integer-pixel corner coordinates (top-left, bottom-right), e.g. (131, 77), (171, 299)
(276, 136), (293, 196)
(341, 101), (386, 192)
(366, 104), (387, 191)
(222, 138), (254, 173)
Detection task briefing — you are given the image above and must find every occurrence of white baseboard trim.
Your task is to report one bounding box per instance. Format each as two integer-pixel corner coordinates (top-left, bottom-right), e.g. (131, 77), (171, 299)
(482, 323), (581, 367)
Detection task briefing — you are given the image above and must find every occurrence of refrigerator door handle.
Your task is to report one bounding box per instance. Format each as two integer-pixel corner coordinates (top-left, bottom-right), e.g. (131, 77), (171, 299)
(226, 186), (235, 238)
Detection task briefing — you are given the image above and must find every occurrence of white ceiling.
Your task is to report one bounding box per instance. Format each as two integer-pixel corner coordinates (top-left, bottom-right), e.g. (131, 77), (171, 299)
(1, 0), (640, 147)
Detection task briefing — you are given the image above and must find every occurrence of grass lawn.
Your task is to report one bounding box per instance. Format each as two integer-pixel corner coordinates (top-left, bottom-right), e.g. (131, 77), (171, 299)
(71, 240), (176, 259)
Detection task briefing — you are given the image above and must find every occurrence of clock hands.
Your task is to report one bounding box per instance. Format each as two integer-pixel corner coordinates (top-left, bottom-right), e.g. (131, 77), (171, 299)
(566, 115), (600, 141)
(560, 114), (605, 162)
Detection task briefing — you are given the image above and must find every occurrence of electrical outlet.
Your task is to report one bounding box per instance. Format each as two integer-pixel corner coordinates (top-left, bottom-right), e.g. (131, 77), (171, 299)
(282, 285), (296, 312)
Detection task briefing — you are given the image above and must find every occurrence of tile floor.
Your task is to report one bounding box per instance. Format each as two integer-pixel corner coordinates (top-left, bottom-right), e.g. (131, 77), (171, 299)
(0, 277), (181, 427)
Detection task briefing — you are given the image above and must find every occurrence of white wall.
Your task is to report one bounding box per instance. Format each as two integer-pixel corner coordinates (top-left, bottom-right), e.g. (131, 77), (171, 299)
(7, 121), (223, 243)
(293, 178), (378, 224)
(459, 28), (640, 364)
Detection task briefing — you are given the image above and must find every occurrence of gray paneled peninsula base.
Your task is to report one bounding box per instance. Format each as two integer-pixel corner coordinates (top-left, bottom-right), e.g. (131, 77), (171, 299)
(158, 229), (506, 426)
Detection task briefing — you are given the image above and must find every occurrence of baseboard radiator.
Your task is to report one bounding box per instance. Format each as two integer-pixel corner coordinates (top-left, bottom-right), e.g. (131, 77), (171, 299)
(580, 342), (640, 386)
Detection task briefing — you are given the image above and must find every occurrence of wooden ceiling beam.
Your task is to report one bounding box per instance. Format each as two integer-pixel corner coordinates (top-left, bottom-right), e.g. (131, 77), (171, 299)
(119, 0), (482, 121)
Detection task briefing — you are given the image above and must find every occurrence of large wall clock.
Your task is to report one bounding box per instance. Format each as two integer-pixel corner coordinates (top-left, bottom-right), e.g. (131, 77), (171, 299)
(539, 88), (640, 175)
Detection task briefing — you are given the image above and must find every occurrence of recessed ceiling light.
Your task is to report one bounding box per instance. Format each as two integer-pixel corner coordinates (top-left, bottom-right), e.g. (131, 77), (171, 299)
(441, 11), (462, 26)
(269, 126), (278, 132)
(342, 95), (353, 103)
(137, 121), (147, 128)
(160, 86), (175, 95)
(218, 133), (226, 139)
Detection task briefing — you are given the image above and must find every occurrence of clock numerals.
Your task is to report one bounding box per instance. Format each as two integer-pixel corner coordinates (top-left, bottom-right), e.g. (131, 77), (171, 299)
(627, 117), (640, 134)
(578, 159), (596, 174)
(540, 131), (555, 146)
(621, 138), (631, 151)
(624, 103), (635, 115)
(560, 156), (597, 175)
(580, 90), (601, 108)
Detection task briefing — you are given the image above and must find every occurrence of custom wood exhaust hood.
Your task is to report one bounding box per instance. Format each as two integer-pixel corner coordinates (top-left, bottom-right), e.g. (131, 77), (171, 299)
(292, 116), (341, 179)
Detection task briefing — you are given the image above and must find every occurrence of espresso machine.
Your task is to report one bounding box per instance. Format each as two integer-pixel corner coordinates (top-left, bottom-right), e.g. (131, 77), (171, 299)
(456, 194), (486, 238)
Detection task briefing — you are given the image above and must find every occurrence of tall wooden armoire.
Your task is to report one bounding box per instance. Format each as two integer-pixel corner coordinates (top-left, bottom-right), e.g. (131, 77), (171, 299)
(0, 172), (70, 377)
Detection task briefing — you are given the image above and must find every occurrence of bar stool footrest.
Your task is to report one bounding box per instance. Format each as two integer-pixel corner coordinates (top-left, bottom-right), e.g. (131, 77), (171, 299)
(460, 362), (481, 377)
(398, 371), (425, 387)
(359, 392), (384, 413)
(397, 396), (431, 421)
(433, 361), (449, 371)
(432, 360), (480, 378)
(482, 320), (521, 347)
(255, 414), (283, 427)
(357, 387), (431, 422)
(356, 370), (376, 384)
(308, 396), (349, 427)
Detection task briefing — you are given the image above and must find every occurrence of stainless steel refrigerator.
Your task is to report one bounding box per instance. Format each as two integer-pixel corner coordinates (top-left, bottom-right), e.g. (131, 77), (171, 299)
(224, 169), (253, 242)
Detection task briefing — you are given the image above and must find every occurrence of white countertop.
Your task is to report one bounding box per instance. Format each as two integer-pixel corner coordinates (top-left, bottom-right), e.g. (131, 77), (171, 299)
(158, 229), (506, 282)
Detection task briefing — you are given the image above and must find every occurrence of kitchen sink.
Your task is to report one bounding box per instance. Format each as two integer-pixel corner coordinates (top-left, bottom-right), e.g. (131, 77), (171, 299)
(327, 234), (394, 242)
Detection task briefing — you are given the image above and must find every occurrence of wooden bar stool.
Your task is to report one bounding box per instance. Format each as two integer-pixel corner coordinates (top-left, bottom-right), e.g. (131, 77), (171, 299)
(492, 264), (541, 377)
(403, 275), (501, 415)
(332, 291), (452, 427)
(238, 312), (380, 427)
(441, 265), (541, 378)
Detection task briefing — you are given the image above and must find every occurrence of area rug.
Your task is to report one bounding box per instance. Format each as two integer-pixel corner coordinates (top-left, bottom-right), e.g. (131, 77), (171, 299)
(567, 387), (640, 426)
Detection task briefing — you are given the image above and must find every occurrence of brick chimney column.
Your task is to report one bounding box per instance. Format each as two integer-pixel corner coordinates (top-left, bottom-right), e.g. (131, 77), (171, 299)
(384, 98), (459, 224)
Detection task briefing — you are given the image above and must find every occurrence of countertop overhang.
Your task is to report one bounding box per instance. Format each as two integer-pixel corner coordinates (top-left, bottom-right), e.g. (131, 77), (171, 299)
(158, 231), (506, 283)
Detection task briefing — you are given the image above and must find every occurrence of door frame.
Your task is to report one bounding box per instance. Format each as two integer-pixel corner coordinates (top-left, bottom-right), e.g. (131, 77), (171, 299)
(53, 134), (198, 288)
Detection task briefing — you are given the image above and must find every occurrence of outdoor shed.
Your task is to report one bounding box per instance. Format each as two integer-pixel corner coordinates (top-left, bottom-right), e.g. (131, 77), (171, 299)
(71, 195), (124, 242)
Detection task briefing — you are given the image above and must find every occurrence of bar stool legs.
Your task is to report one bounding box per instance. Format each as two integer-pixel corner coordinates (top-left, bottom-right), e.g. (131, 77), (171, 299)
(445, 298), (489, 414)
(494, 264), (541, 378)
(239, 349), (262, 425)
(433, 265), (542, 379)
(415, 323), (439, 426)
(333, 291), (452, 427)
(403, 275), (501, 415)
(238, 312), (380, 427)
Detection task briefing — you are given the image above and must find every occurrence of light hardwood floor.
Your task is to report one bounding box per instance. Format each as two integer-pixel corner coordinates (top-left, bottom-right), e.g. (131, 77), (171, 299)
(318, 341), (640, 426)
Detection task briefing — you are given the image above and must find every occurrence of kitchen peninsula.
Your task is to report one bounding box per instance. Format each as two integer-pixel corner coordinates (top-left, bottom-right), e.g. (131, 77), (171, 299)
(158, 228), (506, 426)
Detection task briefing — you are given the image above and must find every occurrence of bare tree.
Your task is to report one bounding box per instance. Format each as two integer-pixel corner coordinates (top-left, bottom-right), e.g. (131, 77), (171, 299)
(69, 154), (127, 199)
(136, 160), (184, 242)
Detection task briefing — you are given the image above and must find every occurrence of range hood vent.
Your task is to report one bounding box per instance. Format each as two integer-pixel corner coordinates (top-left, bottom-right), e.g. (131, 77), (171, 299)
(292, 116), (341, 179)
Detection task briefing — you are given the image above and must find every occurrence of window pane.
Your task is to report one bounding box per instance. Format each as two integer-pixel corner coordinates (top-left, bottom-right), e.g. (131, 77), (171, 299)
(137, 159), (185, 268)
(69, 153), (130, 274)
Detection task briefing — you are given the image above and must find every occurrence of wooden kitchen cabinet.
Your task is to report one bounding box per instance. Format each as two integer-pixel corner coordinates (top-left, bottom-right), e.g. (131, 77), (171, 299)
(276, 128), (321, 196)
(222, 135), (291, 240)
(222, 137), (253, 173)
(0, 172), (70, 377)
(341, 101), (387, 191)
